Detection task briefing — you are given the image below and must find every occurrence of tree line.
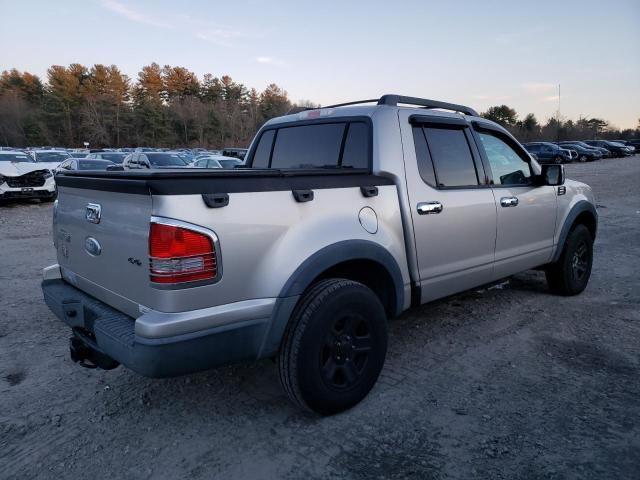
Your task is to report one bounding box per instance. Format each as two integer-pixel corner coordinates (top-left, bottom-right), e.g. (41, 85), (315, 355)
(481, 105), (640, 143)
(0, 63), (312, 148)
(1, 64), (638, 148)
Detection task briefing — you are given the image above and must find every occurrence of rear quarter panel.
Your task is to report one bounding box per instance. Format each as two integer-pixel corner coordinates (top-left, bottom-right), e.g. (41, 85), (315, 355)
(151, 185), (411, 313)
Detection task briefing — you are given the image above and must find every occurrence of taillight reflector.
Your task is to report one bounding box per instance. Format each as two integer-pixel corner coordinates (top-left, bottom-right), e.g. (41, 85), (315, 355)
(149, 222), (216, 284)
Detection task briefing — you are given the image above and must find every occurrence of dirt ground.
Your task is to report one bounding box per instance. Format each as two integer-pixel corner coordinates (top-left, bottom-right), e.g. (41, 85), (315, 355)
(1, 156), (639, 480)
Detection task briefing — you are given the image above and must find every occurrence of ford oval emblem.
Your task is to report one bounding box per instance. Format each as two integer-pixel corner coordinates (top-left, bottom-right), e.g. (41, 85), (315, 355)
(85, 237), (102, 256)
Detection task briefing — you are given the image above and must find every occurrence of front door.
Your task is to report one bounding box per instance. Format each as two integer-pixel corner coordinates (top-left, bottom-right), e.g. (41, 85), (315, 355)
(399, 111), (497, 303)
(473, 127), (557, 279)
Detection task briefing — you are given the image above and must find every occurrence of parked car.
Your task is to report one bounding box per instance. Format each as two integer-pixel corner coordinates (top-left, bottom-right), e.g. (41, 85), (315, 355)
(561, 148), (578, 162)
(192, 156), (243, 169)
(522, 142), (572, 163)
(222, 147), (248, 159)
(191, 157), (223, 168)
(584, 140), (632, 157)
(561, 141), (612, 158)
(610, 140), (636, 154)
(31, 150), (72, 169)
(43, 94), (597, 414)
(56, 158), (116, 172)
(624, 139), (640, 151)
(122, 151), (189, 169)
(607, 141), (635, 156)
(218, 158), (244, 169)
(0, 150), (57, 201)
(86, 152), (129, 164)
(555, 142), (602, 162)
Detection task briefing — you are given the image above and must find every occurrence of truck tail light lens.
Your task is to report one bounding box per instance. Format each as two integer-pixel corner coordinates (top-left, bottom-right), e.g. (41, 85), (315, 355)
(149, 222), (217, 284)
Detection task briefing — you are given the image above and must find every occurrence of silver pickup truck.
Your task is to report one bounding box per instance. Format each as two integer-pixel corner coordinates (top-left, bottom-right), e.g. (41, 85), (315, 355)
(42, 95), (597, 415)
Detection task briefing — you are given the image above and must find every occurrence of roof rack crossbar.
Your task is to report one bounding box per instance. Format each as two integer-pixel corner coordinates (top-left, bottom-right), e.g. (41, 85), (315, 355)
(306, 99), (379, 110)
(377, 95), (479, 116)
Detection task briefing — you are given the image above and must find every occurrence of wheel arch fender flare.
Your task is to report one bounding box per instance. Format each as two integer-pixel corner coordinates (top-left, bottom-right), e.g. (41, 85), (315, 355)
(552, 200), (598, 263)
(279, 240), (405, 314)
(258, 240), (405, 359)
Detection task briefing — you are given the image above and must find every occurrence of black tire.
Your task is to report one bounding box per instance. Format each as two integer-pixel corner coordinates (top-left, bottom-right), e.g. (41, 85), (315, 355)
(579, 155), (588, 163)
(278, 278), (388, 415)
(545, 224), (593, 296)
(554, 155), (563, 164)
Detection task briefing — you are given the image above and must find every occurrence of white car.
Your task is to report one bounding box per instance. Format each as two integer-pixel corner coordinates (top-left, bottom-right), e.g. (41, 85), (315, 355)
(30, 150), (72, 170)
(0, 151), (57, 201)
(191, 155), (241, 168)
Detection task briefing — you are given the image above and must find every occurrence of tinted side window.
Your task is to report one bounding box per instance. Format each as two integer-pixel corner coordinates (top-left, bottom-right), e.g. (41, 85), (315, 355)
(271, 123), (345, 169)
(412, 126), (437, 186)
(341, 122), (369, 168)
(252, 129), (275, 168)
(423, 126), (478, 187)
(478, 131), (531, 186)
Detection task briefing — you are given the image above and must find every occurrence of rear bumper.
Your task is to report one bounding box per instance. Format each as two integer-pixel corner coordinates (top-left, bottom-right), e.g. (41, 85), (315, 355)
(42, 278), (273, 377)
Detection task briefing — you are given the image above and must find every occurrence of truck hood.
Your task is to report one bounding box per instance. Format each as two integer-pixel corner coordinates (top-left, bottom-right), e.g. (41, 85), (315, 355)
(0, 162), (53, 176)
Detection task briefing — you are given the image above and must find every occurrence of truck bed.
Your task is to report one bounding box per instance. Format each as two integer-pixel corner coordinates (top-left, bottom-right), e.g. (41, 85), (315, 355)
(53, 168), (409, 321)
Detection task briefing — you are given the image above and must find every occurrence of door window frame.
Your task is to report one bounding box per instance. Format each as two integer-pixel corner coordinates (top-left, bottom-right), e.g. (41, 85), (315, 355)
(410, 115), (488, 190)
(470, 122), (534, 188)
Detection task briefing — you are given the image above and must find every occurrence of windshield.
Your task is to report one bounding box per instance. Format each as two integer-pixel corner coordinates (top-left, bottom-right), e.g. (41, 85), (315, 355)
(100, 153), (127, 163)
(69, 152), (88, 158)
(147, 153), (187, 167)
(0, 153), (34, 163)
(35, 152), (70, 162)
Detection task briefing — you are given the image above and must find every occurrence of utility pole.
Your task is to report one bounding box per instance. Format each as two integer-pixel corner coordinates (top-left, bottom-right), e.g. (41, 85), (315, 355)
(556, 83), (561, 141)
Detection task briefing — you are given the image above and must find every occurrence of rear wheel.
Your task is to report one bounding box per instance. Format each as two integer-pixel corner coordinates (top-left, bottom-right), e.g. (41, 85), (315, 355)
(554, 155), (563, 164)
(579, 154), (588, 163)
(278, 278), (388, 415)
(545, 224), (593, 295)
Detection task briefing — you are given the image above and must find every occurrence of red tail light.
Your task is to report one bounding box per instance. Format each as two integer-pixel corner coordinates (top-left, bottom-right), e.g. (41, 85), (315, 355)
(149, 222), (217, 284)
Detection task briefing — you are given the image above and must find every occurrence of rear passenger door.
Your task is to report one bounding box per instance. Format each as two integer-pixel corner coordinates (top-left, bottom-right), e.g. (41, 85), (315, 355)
(400, 113), (497, 302)
(473, 126), (557, 278)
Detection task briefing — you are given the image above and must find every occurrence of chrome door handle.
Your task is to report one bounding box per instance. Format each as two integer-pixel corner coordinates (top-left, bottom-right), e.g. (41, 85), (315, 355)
(500, 196), (519, 207)
(417, 201), (443, 215)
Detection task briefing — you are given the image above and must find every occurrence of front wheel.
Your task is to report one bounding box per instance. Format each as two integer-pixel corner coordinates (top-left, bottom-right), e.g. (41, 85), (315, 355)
(545, 224), (593, 295)
(278, 278), (388, 415)
(554, 155), (563, 164)
(579, 154), (588, 163)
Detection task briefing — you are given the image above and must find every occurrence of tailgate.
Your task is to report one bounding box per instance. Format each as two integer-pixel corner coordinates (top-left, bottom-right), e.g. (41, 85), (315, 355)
(54, 185), (152, 317)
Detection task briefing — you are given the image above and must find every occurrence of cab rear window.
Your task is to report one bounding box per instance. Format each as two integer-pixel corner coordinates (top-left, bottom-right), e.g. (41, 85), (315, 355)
(251, 121), (370, 170)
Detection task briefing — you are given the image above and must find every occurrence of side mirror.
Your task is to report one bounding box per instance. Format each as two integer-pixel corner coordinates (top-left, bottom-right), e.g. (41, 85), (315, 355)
(540, 164), (565, 186)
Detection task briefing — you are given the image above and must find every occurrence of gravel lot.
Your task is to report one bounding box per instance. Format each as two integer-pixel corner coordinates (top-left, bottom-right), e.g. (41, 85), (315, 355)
(1, 156), (639, 480)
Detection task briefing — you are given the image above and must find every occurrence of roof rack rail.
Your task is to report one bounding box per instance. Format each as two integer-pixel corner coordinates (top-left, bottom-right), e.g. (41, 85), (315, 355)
(304, 99), (379, 110)
(378, 95), (479, 116)
(315, 94), (479, 116)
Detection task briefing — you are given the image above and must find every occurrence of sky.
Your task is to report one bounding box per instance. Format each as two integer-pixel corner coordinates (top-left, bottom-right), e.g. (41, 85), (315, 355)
(1, 0), (639, 128)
